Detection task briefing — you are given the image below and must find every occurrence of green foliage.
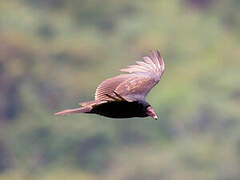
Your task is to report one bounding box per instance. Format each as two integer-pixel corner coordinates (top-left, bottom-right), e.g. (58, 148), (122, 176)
(0, 0), (240, 179)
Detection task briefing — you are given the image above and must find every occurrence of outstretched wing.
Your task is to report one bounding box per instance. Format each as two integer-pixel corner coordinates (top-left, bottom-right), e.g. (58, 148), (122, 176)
(94, 50), (165, 102)
(116, 50), (165, 101)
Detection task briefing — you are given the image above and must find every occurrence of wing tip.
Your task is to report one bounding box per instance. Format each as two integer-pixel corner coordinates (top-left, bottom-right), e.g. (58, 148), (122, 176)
(151, 49), (165, 71)
(150, 49), (163, 60)
(120, 49), (165, 74)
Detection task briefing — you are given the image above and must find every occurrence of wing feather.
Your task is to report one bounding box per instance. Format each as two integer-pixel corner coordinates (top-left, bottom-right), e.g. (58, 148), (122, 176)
(94, 50), (165, 102)
(120, 50), (165, 82)
(117, 50), (165, 100)
(95, 74), (131, 101)
(136, 61), (153, 70)
(151, 51), (160, 70)
(115, 76), (156, 101)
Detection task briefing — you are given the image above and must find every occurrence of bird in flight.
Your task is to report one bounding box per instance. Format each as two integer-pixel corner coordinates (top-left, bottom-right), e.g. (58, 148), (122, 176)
(55, 50), (165, 120)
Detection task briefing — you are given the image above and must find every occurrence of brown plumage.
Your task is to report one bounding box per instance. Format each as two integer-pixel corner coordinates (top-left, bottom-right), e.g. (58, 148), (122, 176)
(55, 50), (165, 120)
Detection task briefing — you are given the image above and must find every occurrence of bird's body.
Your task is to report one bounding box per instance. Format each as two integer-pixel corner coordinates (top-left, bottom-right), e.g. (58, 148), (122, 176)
(55, 50), (165, 120)
(88, 100), (150, 118)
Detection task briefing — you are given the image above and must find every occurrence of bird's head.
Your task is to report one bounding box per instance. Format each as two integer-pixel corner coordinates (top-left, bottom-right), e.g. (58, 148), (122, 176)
(146, 106), (158, 120)
(137, 101), (158, 120)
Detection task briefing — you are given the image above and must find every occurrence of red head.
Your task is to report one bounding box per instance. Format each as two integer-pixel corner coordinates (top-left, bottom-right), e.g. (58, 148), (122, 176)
(146, 106), (158, 120)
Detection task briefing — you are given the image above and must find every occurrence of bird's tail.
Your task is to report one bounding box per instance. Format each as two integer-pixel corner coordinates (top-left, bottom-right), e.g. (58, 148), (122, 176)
(55, 106), (91, 116)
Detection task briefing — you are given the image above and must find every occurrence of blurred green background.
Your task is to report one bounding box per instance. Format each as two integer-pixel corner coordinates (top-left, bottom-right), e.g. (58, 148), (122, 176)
(0, 0), (240, 179)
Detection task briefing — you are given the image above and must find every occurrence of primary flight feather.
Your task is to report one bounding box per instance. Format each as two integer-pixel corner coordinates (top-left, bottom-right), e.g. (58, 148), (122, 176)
(55, 50), (165, 120)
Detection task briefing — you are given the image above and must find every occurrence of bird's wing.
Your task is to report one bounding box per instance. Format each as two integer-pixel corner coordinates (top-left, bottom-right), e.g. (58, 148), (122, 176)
(115, 50), (165, 101)
(95, 74), (132, 102)
(95, 50), (165, 102)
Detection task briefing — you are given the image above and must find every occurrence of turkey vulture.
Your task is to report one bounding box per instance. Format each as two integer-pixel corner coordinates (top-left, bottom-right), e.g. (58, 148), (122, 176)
(55, 50), (165, 120)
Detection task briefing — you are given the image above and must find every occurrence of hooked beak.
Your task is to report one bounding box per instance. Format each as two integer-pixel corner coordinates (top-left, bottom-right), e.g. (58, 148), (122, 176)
(146, 106), (158, 120)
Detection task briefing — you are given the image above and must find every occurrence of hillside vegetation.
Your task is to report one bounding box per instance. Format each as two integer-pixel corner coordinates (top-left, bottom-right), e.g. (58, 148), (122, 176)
(0, 0), (240, 179)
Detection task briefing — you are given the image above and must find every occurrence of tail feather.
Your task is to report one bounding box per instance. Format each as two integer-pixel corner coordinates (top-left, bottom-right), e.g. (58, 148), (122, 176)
(79, 100), (97, 106)
(79, 100), (105, 106)
(55, 106), (91, 116)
